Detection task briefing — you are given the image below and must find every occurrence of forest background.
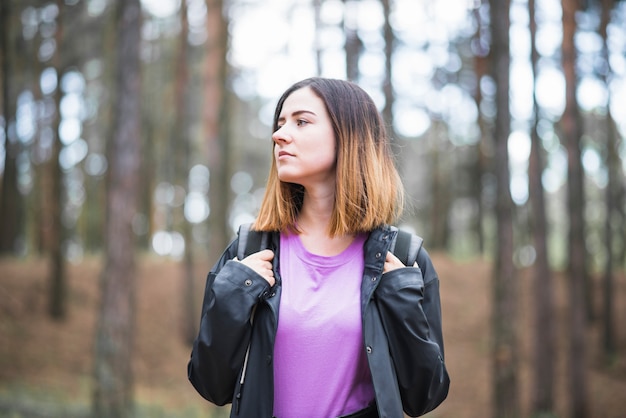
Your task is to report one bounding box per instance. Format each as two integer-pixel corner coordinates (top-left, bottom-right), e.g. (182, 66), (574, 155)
(1, 0), (625, 417)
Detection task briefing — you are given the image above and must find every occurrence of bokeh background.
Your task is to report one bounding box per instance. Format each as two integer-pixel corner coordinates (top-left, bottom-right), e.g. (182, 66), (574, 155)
(1, 0), (625, 417)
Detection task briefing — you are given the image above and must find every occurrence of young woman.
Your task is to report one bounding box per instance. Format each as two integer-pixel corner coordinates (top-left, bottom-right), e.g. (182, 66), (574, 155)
(188, 77), (450, 418)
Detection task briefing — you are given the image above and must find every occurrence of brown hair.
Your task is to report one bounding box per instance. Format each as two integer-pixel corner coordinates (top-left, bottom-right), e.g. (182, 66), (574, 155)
(253, 77), (404, 236)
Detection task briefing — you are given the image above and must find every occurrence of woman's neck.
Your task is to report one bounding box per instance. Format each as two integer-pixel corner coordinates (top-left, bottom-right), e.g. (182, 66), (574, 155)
(298, 185), (334, 232)
(297, 187), (355, 256)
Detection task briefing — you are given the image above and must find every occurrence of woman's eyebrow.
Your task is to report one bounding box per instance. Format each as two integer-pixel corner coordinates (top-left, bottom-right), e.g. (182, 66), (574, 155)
(278, 110), (317, 121)
(291, 110), (317, 117)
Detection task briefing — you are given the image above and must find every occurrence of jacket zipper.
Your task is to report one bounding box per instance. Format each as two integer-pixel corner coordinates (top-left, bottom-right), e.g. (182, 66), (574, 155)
(235, 304), (257, 414)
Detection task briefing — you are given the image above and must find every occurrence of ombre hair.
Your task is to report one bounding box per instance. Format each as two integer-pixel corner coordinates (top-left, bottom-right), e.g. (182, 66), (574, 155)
(253, 77), (404, 236)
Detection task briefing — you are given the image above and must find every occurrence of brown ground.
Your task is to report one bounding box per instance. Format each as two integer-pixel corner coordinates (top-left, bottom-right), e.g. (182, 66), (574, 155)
(0, 253), (625, 417)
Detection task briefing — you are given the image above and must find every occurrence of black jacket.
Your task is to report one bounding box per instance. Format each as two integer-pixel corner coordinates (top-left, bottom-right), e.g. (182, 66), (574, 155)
(188, 225), (450, 417)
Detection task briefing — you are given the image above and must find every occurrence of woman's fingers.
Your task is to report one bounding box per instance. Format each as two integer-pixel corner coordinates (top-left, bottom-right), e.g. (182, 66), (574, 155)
(239, 249), (275, 286)
(383, 251), (405, 273)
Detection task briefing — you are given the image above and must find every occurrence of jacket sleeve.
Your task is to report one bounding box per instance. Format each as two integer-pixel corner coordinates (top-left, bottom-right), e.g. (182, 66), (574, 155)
(187, 238), (272, 405)
(375, 247), (450, 417)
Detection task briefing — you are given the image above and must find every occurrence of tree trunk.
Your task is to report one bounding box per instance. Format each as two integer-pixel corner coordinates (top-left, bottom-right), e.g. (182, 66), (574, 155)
(599, 0), (618, 365)
(204, 0), (230, 269)
(381, 0), (393, 131)
(313, 0), (323, 76)
(561, 0), (589, 417)
(381, 0), (403, 168)
(429, 121), (451, 249)
(489, 0), (519, 417)
(84, 3), (116, 253)
(49, 0), (66, 320)
(528, 0), (556, 413)
(0, 0), (23, 255)
(470, 2), (490, 256)
(342, 0), (361, 82)
(30, 15), (46, 257)
(92, 0), (142, 416)
(173, 0), (198, 346)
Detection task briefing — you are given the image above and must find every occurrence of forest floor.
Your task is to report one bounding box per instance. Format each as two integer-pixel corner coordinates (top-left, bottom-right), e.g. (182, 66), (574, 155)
(0, 253), (625, 418)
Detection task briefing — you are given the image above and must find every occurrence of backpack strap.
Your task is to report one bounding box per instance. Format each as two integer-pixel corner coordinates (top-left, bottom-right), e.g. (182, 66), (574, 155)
(389, 226), (424, 267)
(237, 223), (269, 260)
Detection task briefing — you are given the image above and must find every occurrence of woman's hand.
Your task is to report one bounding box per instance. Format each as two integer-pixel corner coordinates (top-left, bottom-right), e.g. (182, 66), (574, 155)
(384, 251), (417, 273)
(237, 249), (275, 286)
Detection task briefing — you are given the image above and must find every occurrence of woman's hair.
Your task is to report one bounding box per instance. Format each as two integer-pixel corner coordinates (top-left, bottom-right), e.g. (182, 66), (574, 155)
(253, 77), (404, 236)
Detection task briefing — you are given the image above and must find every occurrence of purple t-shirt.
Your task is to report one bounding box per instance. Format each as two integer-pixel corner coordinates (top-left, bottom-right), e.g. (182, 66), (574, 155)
(272, 232), (375, 418)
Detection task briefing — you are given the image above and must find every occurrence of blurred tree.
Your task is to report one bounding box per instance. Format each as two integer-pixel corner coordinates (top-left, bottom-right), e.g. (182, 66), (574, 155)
(84, 5), (115, 254)
(561, 0), (589, 416)
(599, 0), (620, 365)
(528, 0), (556, 414)
(0, 0), (23, 255)
(381, 0), (394, 134)
(138, 14), (163, 253)
(489, 0), (519, 417)
(173, 0), (198, 346)
(428, 120), (452, 249)
(205, 0), (230, 273)
(380, 0), (405, 182)
(28, 4), (45, 257)
(313, 0), (323, 76)
(381, 0), (408, 204)
(343, 0), (362, 82)
(92, 0), (142, 416)
(470, 1), (490, 255)
(48, 0), (67, 320)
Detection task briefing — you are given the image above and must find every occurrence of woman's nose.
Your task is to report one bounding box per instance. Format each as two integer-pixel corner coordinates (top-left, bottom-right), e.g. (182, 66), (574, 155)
(272, 126), (291, 143)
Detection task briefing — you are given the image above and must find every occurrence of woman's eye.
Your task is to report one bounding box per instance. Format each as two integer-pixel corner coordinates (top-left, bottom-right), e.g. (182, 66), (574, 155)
(296, 119), (309, 126)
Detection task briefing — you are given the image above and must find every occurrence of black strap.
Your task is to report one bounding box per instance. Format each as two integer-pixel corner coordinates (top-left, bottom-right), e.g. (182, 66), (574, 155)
(394, 230), (412, 266)
(390, 227), (424, 267)
(237, 223), (267, 259)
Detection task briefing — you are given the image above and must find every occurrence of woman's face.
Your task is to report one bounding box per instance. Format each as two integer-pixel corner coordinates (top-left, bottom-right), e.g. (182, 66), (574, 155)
(272, 87), (337, 189)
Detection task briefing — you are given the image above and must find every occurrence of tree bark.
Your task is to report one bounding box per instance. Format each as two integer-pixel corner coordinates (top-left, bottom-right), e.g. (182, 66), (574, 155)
(429, 121), (451, 250)
(489, 0), (519, 417)
(599, 0), (618, 365)
(173, 0), (198, 346)
(381, 0), (393, 131)
(92, 0), (142, 416)
(48, 0), (67, 320)
(0, 0), (23, 255)
(84, 2), (116, 253)
(528, 0), (556, 413)
(470, 2), (490, 255)
(342, 0), (361, 82)
(561, 0), (589, 416)
(313, 0), (323, 76)
(204, 0), (231, 270)
(381, 0), (403, 168)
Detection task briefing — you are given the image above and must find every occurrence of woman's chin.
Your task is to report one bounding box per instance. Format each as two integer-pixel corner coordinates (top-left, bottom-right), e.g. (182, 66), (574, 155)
(277, 171), (298, 183)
